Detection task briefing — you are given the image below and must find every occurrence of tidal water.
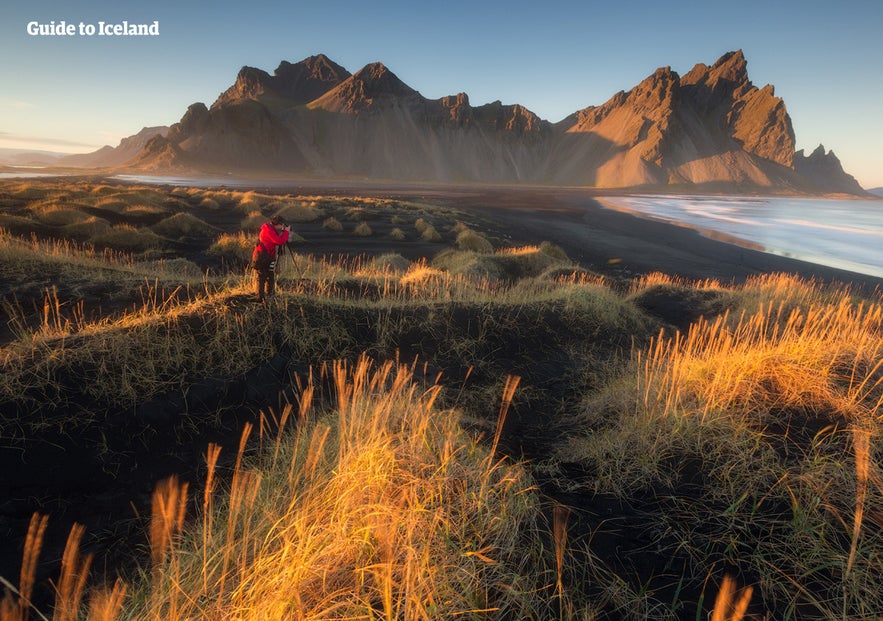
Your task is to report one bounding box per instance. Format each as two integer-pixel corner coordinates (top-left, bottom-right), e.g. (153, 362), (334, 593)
(604, 194), (883, 279)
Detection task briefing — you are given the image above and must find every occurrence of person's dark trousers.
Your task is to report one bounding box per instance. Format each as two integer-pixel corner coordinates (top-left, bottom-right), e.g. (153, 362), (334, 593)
(256, 265), (275, 302)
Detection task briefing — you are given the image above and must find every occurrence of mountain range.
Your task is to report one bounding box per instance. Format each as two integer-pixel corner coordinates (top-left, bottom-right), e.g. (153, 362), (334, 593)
(63, 51), (865, 194)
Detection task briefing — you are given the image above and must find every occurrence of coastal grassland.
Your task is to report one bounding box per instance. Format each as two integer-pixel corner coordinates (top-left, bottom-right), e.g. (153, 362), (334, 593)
(5, 359), (587, 620)
(0, 243), (647, 432)
(124, 358), (557, 619)
(555, 273), (883, 618)
(3, 179), (883, 620)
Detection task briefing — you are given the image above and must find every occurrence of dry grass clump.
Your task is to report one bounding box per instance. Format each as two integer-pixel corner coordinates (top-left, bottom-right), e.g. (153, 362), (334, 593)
(414, 217), (442, 242)
(122, 204), (168, 218)
(4, 359), (564, 620)
(352, 221), (372, 237)
(207, 231), (253, 263)
(434, 245), (573, 282)
(92, 188), (169, 210)
(0, 227), (133, 271)
(559, 280), (883, 617)
(273, 200), (325, 223)
(322, 216), (343, 232)
(389, 227), (406, 240)
(198, 197), (221, 210)
(399, 260), (446, 289)
(137, 257), (205, 280)
(62, 217), (112, 240)
(93, 198), (129, 213)
(0, 213), (35, 230)
(456, 228), (494, 253)
(151, 212), (217, 239)
(30, 204), (92, 227)
(371, 253), (411, 273)
(8, 182), (54, 201)
(420, 224), (442, 242)
(239, 210), (266, 231)
(89, 224), (167, 252)
(119, 358), (552, 620)
(344, 206), (367, 221)
(235, 191), (264, 213)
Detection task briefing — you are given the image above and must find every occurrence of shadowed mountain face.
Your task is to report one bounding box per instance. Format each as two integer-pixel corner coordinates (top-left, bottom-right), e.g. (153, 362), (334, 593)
(114, 51), (863, 194)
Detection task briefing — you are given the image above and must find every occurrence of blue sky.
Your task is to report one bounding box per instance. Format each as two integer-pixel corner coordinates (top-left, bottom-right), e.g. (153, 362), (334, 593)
(2, 0), (881, 187)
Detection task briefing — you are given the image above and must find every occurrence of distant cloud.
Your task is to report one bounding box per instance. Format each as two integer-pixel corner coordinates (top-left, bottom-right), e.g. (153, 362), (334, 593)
(0, 133), (101, 152)
(0, 97), (35, 110)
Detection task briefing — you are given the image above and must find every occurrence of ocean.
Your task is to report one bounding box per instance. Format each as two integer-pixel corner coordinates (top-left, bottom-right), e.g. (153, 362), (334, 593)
(602, 194), (883, 279)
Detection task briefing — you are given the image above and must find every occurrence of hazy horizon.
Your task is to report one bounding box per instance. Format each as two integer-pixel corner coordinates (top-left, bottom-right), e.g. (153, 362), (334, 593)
(2, 0), (881, 188)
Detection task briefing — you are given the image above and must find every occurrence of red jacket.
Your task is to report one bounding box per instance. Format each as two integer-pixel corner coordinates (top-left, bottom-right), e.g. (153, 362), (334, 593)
(259, 222), (290, 258)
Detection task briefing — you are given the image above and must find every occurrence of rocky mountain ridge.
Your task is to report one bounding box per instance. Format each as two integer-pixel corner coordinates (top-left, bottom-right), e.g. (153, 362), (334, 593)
(59, 126), (169, 168)
(83, 52), (866, 194)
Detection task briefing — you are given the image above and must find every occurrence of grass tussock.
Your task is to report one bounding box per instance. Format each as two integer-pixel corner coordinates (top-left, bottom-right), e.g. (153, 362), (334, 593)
(4, 359), (564, 620)
(89, 225), (167, 252)
(456, 228), (494, 253)
(272, 200), (325, 223)
(433, 245), (574, 282)
(559, 277), (883, 618)
(352, 221), (372, 237)
(322, 216), (343, 232)
(150, 213), (217, 239)
(207, 231), (253, 263)
(124, 358), (553, 619)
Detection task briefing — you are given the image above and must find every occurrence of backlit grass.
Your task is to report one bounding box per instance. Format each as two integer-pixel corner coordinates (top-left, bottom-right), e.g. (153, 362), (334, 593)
(558, 274), (883, 618)
(2, 179), (882, 620)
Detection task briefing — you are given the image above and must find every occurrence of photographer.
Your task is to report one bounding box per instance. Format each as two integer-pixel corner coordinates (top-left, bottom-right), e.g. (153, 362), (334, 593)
(252, 215), (291, 303)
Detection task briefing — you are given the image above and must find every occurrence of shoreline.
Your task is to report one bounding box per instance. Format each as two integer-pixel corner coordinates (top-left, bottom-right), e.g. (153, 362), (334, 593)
(5, 174), (881, 293)
(594, 194), (883, 281)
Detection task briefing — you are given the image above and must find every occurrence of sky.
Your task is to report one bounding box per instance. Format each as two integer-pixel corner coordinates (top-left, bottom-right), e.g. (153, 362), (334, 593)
(1, 0), (881, 188)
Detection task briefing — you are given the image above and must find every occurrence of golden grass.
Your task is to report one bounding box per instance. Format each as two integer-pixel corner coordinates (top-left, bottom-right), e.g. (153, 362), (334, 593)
(7, 180), (883, 619)
(31, 205), (93, 227)
(149, 358), (545, 619)
(239, 210), (265, 231)
(710, 575), (752, 621)
(207, 231), (253, 263)
(4, 357), (551, 620)
(90, 224), (166, 251)
(273, 201), (325, 223)
(352, 221), (372, 237)
(638, 298), (883, 423)
(419, 224), (442, 242)
(151, 212), (217, 239)
(562, 277), (883, 617)
(322, 216), (343, 231)
(0, 227), (134, 269)
(455, 228), (494, 253)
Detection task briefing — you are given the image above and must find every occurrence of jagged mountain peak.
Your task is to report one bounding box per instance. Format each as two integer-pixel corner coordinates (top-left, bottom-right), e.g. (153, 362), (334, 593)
(682, 49), (749, 91)
(309, 61), (422, 113)
(273, 54), (350, 89)
(349, 62), (416, 94)
(215, 54), (350, 108)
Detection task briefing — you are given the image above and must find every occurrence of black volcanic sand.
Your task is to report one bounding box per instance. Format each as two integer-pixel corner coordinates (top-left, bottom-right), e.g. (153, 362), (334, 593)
(277, 181), (883, 290)
(2, 179), (881, 616)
